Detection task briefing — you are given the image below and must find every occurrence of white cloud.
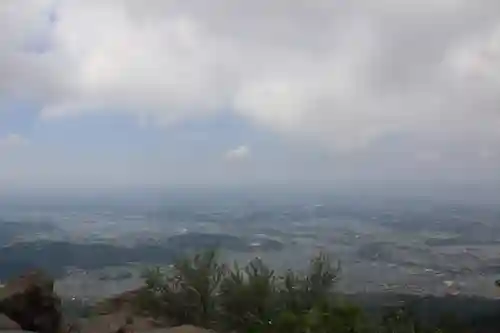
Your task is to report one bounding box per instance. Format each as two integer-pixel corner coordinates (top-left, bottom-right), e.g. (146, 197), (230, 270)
(225, 145), (251, 161)
(2, 0), (500, 152)
(446, 25), (500, 82)
(0, 134), (29, 150)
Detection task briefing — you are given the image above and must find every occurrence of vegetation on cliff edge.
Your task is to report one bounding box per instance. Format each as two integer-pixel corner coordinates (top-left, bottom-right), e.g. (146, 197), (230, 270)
(132, 250), (496, 333)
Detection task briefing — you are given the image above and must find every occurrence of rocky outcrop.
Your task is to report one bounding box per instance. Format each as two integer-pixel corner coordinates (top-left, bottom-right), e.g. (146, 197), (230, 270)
(0, 270), (62, 333)
(93, 288), (146, 315)
(148, 326), (213, 333)
(78, 312), (160, 333)
(0, 272), (212, 333)
(0, 313), (21, 330)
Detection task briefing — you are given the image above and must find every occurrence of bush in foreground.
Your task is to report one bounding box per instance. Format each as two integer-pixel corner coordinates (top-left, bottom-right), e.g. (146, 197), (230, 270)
(137, 250), (450, 333)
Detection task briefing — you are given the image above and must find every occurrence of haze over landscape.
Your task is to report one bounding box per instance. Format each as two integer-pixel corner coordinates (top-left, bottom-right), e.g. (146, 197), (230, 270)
(1, 2), (500, 332)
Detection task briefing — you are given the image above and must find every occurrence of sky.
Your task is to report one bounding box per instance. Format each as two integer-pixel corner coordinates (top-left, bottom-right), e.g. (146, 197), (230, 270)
(0, 0), (500, 193)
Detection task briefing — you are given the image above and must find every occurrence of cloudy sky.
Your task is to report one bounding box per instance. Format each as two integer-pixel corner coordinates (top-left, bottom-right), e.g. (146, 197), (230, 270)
(1, 0), (500, 192)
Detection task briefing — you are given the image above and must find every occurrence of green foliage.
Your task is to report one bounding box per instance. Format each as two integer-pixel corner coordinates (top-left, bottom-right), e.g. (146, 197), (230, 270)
(304, 302), (365, 333)
(135, 267), (166, 317)
(379, 304), (452, 333)
(219, 258), (278, 332)
(137, 250), (458, 333)
(139, 250), (225, 327)
(381, 306), (417, 333)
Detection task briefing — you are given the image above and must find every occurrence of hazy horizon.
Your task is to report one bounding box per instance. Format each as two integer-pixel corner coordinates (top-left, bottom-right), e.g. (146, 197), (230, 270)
(1, 183), (499, 208)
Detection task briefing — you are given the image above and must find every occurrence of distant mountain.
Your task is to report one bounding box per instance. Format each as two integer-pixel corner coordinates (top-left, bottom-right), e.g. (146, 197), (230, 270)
(164, 232), (284, 252)
(0, 232), (284, 280)
(0, 241), (175, 279)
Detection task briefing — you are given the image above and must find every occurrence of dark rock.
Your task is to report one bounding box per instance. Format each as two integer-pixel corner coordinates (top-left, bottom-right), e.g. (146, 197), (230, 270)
(78, 312), (159, 333)
(0, 313), (22, 330)
(147, 326), (213, 333)
(0, 270), (62, 333)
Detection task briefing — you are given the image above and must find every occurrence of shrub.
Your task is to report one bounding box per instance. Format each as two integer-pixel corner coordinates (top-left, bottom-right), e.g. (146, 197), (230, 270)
(140, 250), (225, 327)
(139, 250), (450, 333)
(219, 258), (278, 332)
